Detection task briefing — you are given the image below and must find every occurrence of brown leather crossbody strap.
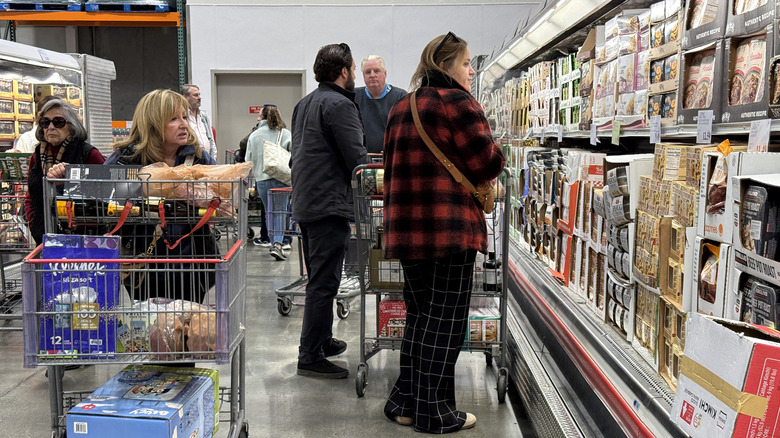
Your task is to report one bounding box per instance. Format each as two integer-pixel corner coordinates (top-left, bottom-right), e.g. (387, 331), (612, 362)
(410, 92), (480, 197)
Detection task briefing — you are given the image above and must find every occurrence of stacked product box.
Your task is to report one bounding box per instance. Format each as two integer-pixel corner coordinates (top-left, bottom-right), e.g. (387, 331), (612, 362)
(577, 27), (597, 131)
(602, 154), (653, 341)
(67, 365), (219, 438)
(0, 79), (34, 142)
(614, 10), (651, 129)
(721, 23), (774, 123)
(677, 38), (726, 124)
(647, 2), (681, 126)
(38, 234), (120, 360)
(527, 62), (555, 131)
(558, 53), (582, 130)
(681, 0), (727, 50)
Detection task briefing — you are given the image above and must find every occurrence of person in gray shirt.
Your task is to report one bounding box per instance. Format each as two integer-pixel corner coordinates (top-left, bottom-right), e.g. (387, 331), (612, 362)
(354, 55), (407, 154)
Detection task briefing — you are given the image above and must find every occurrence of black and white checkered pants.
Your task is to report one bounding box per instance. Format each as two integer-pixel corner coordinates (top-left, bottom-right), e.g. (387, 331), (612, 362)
(384, 250), (476, 434)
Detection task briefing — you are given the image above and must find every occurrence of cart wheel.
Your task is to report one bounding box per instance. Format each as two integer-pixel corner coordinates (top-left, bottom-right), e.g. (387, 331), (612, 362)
(336, 301), (350, 319)
(485, 351), (493, 365)
(277, 297), (292, 316)
(247, 227), (255, 240)
(239, 421), (249, 438)
(214, 228), (222, 241)
(356, 364), (368, 397)
(497, 368), (508, 404)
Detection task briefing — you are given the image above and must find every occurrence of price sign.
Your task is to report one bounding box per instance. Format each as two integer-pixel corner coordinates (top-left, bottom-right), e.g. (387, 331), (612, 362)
(611, 120), (622, 146)
(649, 115), (661, 144)
(748, 119), (771, 152)
(590, 124), (598, 146)
(696, 110), (714, 144)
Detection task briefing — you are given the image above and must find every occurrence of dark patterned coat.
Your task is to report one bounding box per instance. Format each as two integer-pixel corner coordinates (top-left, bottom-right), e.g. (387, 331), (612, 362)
(383, 71), (505, 260)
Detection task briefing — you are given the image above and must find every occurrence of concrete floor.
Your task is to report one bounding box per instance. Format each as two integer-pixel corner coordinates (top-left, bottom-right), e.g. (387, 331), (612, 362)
(0, 241), (526, 437)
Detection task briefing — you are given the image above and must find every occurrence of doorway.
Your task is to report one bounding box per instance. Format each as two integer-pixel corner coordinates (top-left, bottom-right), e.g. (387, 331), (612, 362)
(212, 70), (305, 164)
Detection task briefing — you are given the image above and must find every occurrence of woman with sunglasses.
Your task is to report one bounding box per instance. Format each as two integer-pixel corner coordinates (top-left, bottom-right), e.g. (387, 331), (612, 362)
(25, 98), (105, 245)
(382, 32), (505, 433)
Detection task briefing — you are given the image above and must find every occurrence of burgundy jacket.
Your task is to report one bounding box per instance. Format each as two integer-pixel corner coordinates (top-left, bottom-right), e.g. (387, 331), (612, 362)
(383, 71), (505, 260)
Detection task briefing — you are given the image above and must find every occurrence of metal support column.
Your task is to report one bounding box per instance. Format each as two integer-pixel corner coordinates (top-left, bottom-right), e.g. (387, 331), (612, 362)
(177, 0), (186, 87)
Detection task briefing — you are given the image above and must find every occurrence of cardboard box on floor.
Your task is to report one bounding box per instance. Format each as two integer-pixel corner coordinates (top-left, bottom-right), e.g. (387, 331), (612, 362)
(672, 313), (780, 438)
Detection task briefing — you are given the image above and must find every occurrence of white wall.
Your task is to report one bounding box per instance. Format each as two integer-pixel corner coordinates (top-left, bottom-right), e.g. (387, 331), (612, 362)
(187, 3), (537, 116)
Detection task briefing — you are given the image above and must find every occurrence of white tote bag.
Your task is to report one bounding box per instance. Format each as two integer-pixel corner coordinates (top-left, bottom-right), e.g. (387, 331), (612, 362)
(262, 130), (291, 185)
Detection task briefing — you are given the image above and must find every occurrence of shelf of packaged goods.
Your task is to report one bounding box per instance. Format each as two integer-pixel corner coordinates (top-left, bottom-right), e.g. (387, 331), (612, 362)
(524, 119), (776, 140)
(505, 241), (686, 437)
(0, 11), (181, 27)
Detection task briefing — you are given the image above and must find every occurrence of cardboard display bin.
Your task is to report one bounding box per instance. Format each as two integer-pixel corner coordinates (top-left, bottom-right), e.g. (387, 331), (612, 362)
(672, 313), (780, 438)
(725, 0), (776, 37)
(721, 26), (774, 123)
(678, 39), (725, 124)
(682, 0), (729, 49)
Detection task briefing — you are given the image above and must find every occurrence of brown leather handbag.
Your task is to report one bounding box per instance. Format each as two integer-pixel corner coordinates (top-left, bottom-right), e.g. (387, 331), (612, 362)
(410, 92), (495, 214)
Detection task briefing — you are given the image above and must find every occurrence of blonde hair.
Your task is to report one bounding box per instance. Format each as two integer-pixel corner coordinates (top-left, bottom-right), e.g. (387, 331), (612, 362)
(114, 89), (201, 164)
(361, 55), (386, 72)
(410, 33), (469, 91)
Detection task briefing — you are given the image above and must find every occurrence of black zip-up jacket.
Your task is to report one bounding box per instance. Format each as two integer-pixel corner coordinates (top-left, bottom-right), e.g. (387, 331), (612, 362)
(290, 82), (368, 223)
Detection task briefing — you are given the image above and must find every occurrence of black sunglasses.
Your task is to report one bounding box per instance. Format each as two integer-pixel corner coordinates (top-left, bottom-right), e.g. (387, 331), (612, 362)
(433, 31), (461, 59)
(39, 116), (67, 129)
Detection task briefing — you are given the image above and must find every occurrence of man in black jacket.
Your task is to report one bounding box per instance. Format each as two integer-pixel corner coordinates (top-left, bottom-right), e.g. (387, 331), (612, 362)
(291, 43), (368, 379)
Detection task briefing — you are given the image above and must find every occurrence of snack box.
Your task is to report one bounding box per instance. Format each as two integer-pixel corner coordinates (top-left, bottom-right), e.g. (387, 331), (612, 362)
(0, 98), (13, 119)
(466, 315), (500, 348)
(378, 300), (406, 338)
(14, 99), (33, 121)
(36, 234), (119, 362)
(35, 84), (67, 101)
(13, 80), (32, 101)
(67, 365), (218, 438)
(672, 314), (780, 438)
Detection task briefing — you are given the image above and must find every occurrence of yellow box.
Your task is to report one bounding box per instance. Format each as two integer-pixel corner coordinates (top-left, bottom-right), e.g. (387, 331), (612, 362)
(0, 79), (13, 99)
(0, 99), (14, 119)
(14, 100), (33, 121)
(15, 120), (33, 137)
(0, 119), (15, 139)
(13, 80), (32, 101)
(67, 86), (82, 107)
(35, 84), (67, 101)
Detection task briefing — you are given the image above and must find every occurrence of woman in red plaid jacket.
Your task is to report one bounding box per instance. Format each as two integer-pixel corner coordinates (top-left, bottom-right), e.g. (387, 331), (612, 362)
(382, 32), (505, 434)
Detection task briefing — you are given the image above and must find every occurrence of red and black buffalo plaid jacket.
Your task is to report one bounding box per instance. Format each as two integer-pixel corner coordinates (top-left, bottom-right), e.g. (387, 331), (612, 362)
(383, 71), (505, 260)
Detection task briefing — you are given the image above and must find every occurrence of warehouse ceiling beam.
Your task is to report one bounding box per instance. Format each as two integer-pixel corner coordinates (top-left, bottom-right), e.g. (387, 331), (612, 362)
(0, 11), (182, 27)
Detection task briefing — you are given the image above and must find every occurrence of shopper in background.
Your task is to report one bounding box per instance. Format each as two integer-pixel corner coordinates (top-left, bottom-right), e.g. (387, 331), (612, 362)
(291, 43), (368, 379)
(354, 55), (407, 154)
(13, 95), (59, 154)
(381, 32), (505, 433)
(105, 89), (217, 303)
(238, 114), (270, 246)
(25, 98), (105, 245)
(181, 84), (217, 160)
(244, 104), (293, 259)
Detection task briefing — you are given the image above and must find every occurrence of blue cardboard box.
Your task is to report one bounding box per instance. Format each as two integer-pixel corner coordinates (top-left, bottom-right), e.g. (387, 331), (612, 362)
(67, 366), (218, 438)
(38, 234), (120, 358)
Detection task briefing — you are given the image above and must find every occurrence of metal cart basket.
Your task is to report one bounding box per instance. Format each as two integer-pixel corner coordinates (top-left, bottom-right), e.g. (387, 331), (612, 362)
(23, 171), (249, 438)
(351, 164), (511, 402)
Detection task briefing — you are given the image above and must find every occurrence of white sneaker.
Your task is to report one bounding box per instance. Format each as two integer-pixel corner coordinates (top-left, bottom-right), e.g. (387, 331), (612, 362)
(281, 243), (292, 251)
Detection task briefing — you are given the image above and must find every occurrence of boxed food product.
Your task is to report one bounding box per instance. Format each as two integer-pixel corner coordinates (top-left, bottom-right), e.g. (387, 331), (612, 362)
(658, 297), (685, 389)
(619, 34), (639, 56)
(651, 58), (666, 83)
(663, 92), (678, 119)
(639, 29), (651, 52)
(654, 143), (694, 181)
(740, 274), (780, 330)
(467, 315), (500, 347)
(722, 29), (773, 123)
(0, 98), (13, 119)
(665, 15), (680, 44)
(648, 93), (664, 116)
(0, 79), (13, 99)
(678, 41), (723, 124)
(682, 0), (727, 49)
(672, 181), (698, 227)
(636, 52), (650, 90)
(14, 99), (33, 121)
(13, 80), (32, 101)
(378, 300), (406, 338)
(733, 174), (780, 285)
(667, 258), (685, 305)
(67, 86), (82, 107)
(671, 314), (780, 438)
(15, 120), (33, 138)
(618, 53), (637, 93)
(370, 249), (404, 289)
(67, 365), (218, 438)
(665, 53), (680, 80)
(651, 1), (667, 23)
(726, 0), (775, 37)
(35, 84), (67, 101)
(671, 219), (687, 262)
(652, 22), (665, 48)
(693, 238), (734, 317)
(38, 234), (119, 359)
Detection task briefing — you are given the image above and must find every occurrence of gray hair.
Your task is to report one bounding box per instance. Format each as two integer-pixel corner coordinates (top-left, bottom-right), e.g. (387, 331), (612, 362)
(361, 55), (386, 72)
(180, 84), (199, 96)
(35, 98), (87, 143)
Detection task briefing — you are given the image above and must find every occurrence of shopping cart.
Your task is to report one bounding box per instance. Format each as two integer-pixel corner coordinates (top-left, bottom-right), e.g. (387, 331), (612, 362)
(23, 170), (250, 438)
(223, 149), (263, 241)
(272, 187), (361, 319)
(0, 153), (34, 331)
(351, 164), (511, 402)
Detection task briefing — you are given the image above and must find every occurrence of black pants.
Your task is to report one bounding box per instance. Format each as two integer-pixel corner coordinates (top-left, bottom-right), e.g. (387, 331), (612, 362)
(297, 216), (350, 364)
(384, 250), (476, 433)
